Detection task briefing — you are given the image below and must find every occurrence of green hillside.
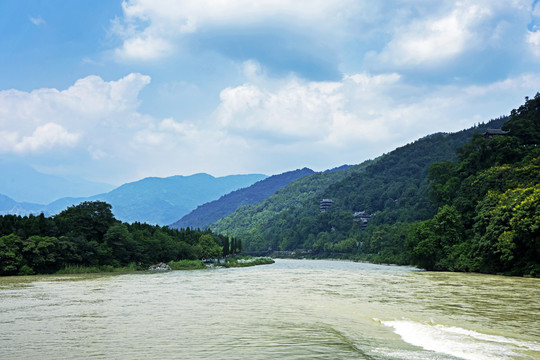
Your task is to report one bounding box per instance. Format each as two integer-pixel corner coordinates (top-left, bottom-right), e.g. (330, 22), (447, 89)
(170, 168), (315, 230)
(211, 94), (540, 276)
(210, 160), (376, 249)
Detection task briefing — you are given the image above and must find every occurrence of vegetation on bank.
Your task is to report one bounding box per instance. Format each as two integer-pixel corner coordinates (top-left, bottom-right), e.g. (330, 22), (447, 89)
(168, 259), (207, 270)
(211, 94), (540, 277)
(221, 256), (275, 268)
(0, 201), (242, 276)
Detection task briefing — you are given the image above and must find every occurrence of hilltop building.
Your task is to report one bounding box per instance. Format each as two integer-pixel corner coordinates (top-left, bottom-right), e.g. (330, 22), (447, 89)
(320, 199), (333, 212)
(484, 128), (510, 139)
(354, 211), (373, 230)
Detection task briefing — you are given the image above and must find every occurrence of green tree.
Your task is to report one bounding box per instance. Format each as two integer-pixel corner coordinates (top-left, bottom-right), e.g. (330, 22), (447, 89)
(104, 223), (135, 266)
(198, 234), (222, 259)
(222, 237), (230, 257)
(54, 201), (115, 243)
(0, 234), (23, 275)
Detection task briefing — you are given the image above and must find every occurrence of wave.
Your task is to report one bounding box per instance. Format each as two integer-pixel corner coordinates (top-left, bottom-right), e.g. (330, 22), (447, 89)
(381, 319), (540, 360)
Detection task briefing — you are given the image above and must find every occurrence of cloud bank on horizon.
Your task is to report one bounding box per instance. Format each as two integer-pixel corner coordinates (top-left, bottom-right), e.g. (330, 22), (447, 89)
(1, 0), (540, 184)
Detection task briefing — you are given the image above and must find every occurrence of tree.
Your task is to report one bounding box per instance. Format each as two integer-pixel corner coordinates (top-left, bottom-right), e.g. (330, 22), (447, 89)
(198, 234), (221, 259)
(0, 234), (23, 275)
(222, 237), (229, 257)
(54, 201), (115, 243)
(104, 223), (135, 266)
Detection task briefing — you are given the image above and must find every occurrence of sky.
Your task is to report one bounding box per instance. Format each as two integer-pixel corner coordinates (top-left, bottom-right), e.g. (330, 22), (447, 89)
(1, 0), (540, 185)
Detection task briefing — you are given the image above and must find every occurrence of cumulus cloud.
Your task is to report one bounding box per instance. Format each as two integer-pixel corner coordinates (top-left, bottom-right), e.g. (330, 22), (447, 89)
(13, 123), (79, 153)
(365, 0), (532, 70)
(112, 0), (356, 61)
(214, 71), (540, 166)
(215, 72), (409, 147)
(0, 73), (150, 156)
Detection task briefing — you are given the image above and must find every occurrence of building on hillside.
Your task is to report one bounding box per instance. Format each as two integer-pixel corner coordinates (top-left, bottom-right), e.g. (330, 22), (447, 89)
(484, 128), (510, 139)
(320, 199), (333, 212)
(353, 211), (373, 230)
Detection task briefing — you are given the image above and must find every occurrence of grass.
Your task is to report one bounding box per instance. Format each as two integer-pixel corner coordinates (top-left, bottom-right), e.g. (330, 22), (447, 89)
(222, 256), (275, 268)
(168, 259), (206, 270)
(56, 262), (141, 274)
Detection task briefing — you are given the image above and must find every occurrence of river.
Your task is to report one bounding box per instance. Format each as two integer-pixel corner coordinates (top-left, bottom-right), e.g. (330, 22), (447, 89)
(0, 259), (539, 359)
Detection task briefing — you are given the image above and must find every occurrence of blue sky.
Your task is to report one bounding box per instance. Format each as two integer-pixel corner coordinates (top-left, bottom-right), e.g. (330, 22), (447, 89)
(1, 0), (540, 185)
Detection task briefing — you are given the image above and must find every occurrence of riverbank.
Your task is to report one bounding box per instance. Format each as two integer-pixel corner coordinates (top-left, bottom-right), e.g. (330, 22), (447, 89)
(220, 256), (275, 268)
(49, 256), (275, 275)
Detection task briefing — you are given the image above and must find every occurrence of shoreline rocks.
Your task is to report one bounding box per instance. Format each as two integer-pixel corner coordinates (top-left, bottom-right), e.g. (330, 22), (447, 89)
(148, 262), (171, 271)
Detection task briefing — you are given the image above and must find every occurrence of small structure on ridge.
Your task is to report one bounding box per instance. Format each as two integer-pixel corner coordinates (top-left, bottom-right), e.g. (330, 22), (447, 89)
(354, 211), (373, 230)
(320, 199), (333, 212)
(484, 128), (510, 139)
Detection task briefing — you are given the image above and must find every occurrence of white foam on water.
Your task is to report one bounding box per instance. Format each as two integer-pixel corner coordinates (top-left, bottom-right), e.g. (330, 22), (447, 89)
(382, 319), (540, 360)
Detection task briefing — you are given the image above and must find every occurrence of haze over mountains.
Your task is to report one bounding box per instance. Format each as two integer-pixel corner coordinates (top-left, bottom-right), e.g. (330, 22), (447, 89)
(0, 116), (516, 231)
(0, 172), (267, 225)
(170, 168), (316, 230)
(0, 161), (114, 204)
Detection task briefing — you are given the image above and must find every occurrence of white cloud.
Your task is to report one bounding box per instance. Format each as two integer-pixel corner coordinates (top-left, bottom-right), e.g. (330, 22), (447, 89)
(0, 73), (151, 156)
(29, 16), (45, 26)
(112, 0), (356, 61)
(214, 71), (540, 166)
(527, 30), (540, 57)
(13, 123), (80, 153)
(373, 3), (490, 67)
(366, 0), (532, 70)
(114, 35), (172, 61)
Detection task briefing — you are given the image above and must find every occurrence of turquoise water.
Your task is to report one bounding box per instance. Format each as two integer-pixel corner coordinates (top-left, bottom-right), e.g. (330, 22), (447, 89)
(1, 259), (539, 359)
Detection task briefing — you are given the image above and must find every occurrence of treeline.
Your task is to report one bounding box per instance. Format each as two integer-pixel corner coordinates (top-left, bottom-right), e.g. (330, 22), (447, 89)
(211, 94), (539, 277)
(0, 201), (240, 276)
(407, 93), (540, 276)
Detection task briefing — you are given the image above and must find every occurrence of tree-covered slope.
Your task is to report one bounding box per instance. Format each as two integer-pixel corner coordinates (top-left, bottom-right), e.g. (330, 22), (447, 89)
(407, 93), (540, 276)
(210, 161), (374, 249)
(211, 117), (507, 253)
(170, 168), (315, 230)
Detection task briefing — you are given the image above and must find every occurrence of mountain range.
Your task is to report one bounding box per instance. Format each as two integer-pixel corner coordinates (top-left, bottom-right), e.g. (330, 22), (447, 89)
(170, 167), (316, 229)
(0, 161), (114, 204)
(0, 173), (267, 225)
(209, 117), (508, 252)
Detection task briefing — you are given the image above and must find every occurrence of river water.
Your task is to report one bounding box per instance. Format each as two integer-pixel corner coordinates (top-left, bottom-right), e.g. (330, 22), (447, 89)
(1, 259), (539, 359)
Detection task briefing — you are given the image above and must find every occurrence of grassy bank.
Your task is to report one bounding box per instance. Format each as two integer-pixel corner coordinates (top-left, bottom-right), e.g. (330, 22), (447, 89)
(53, 257), (271, 275)
(168, 259), (206, 270)
(56, 262), (141, 274)
(222, 256), (275, 268)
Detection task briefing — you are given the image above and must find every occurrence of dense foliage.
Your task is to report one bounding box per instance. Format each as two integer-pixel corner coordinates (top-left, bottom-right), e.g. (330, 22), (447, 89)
(210, 160), (374, 249)
(211, 118), (505, 252)
(170, 168), (315, 229)
(211, 95), (539, 276)
(0, 201), (240, 275)
(408, 93), (540, 276)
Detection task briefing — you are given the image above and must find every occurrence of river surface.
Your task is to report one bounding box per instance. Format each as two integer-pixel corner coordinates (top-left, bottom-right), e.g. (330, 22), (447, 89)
(1, 259), (539, 359)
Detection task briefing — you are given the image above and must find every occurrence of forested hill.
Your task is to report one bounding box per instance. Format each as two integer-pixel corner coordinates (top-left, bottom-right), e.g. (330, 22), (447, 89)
(210, 159), (376, 248)
(213, 94), (540, 276)
(211, 116), (508, 253)
(170, 168), (315, 230)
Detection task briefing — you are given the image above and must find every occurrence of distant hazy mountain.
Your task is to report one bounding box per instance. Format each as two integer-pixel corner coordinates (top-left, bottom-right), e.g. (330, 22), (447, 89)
(0, 173), (267, 226)
(170, 168), (315, 230)
(97, 173), (267, 225)
(0, 193), (43, 215)
(0, 161), (114, 204)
